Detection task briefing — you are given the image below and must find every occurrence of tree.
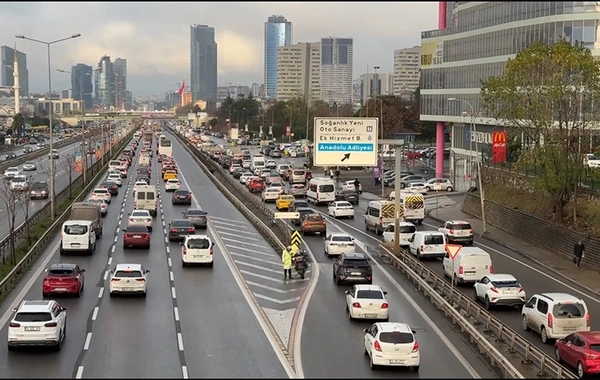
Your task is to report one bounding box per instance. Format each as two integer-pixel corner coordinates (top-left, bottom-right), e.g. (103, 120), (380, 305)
(359, 96), (420, 138)
(63, 154), (76, 199)
(11, 113), (24, 133)
(16, 185), (32, 249)
(0, 178), (23, 266)
(481, 40), (600, 223)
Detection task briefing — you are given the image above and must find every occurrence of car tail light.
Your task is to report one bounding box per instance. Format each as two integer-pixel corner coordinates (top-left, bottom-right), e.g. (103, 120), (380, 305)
(136, 279), (145, 282)
(458, 266), (464, 275)
(144, 234), (150, 240)
(188, 195), (192, 199)
(548, 314), (553, 328)
(111, 278), (120, 282)
(147, 218), (151, 222)
(411, 342), (419, 353)
(9, 322), (20, 328)
(449, 229), (455, 234)
(373, 340), (382, 352)
(586, 352), (599, 360)
(129, 218), (134, 222)
(587, 313), (591, 327)
(490, 287), (498, 293)
(469, 229), (473, 234)
(182, 247), (187, 255)
(171, 228), (178, 232)
(303, 222), (309, 226)
(489, 265), (493, 273)
(124, 233), (132, 239)
(188, 228), (194, 233)
(134, 201), (137, 207)
(380, 303), (388, 309)
(210, 246), (214, 255)
(420, 245), (424, 252)
(352, 302), (361, 308)
(44, 322), (57, 327)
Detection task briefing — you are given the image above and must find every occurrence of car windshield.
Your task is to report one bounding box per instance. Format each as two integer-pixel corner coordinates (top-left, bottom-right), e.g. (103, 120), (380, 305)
(131, 211), (149, 217)
(379, 332), (414, 344)
(171, 220), (193, 227)
(336, 202), (352, 207)
(424, 234), (444, 244)
(332, 235), (352, 242)
(449, 223), (472, 230)
(343, 258), (369, 266)
(175, 190), (190, 195)
(490, 280), (520, 288)
(186, 209), (206, 216)
(553, 303), (586, 318)
(356, 290), (384, 299)
(31, 183), (47, 190)
(64, 225), (88, 235)
(14, 312), (52, 322)
(114, 270), (143, 278)
(48, 268), (75, 276)
(126, 226), (148, 233)
(187, 238), (211, 249)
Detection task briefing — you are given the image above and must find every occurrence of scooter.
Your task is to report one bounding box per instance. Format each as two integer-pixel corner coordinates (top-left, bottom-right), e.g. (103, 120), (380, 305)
(293, 252), (309, 279)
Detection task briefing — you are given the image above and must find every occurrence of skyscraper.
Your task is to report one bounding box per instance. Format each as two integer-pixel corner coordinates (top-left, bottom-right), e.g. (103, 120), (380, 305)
(96, 56), (114, 108)
(264, 15), (292, 99)
(393, 46), (420, 99)
(0, 46), (29, 96)
(71, 63), (93, 109)
(190, 24), (218, 103)
(113, 58), (127, 110)
(320, 37), (353, 104)
(276, 42), (320, 102)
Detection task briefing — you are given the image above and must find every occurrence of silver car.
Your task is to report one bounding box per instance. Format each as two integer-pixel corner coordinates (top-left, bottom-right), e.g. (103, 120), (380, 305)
(289, 184), (307, 198)
(182, 208), (208, 228)
(22, 161), (36, 171)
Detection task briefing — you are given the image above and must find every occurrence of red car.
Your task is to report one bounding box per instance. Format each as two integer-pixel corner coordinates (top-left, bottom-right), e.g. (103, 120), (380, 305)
(403, 151), (423, 159)
(122, 225), (151, 249)
(555, 331), (600, 378)
(42, 263), (85, 297)
(248, 179), (265, 193)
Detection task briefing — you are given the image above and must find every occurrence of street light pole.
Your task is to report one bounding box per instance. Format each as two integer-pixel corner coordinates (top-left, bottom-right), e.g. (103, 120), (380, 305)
(16, 33), (81, 220)
(448, 97), (487, 234)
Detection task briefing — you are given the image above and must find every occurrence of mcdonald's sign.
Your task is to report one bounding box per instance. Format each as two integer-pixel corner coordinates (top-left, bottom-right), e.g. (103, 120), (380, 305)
(491, 131), (507, 164)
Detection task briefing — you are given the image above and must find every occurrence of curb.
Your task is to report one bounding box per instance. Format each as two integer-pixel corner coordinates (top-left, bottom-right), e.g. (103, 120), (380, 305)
(426, 208), (600, 299)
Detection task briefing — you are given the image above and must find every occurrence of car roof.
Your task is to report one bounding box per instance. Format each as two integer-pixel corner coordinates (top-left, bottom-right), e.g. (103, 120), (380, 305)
(329, 232), (352, 238)
(538, 293), (584, 302)
(376, 322), (413, 333)
(355, 284), (384, 292)
(577, 331), (600, 343)
(49, 263), (77, 271)
(132, 209), (150, 213)
(185, 234), (211, 240)
(17, 300), (54, 313)
(343, 252), (366, 259)
(446, 220), (471, 225)
(114, 263), (143, 271)
(486, 274), (517, 282)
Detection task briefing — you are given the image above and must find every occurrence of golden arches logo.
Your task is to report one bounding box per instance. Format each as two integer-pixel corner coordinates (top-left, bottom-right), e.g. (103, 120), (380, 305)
(492, 131), (507, 144)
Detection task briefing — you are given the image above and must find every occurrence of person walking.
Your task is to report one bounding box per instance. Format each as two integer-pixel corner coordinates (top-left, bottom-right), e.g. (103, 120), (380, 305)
(353, 178), (361, 194)
(574, 240), (586, 269)
(282, 245), (293, 279)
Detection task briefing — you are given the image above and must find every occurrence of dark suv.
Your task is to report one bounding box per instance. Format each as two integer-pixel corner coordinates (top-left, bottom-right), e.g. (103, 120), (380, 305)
(333, 252), (372, 285)
(29, 182), (49, 199)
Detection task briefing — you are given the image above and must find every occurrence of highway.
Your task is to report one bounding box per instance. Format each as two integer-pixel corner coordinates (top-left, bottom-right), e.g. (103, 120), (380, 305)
(169, 132), (498, 378)
(0, 135), (290, 378)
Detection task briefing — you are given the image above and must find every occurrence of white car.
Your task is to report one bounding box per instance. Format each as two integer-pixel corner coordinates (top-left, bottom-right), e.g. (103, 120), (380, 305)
(165, 179), (181, 191)
(406, 182), (427, 194)
(4, 167), (20, 178)
(242, 160), (251, 169)
(324, 233), (355, 257)
(262, 187), (280, 202)
(9, 175), (29, 191)
(107, 173), (122, 187)
(7, 300), (67, 351)
(86, 198), (108, 217)
(108, 263), (149, 297)
(269, 182), (285, 194)
(22, 161), (36, 171)
(133, 181), (148, 194)
(328, 201), (355, 219)
(341, 180), (362, 193)
(128, 210), (153, 231)
(363, 322), (420, 371)
(382, 222), (417, 245)
(259, 169), (271, 179)
(181, 234), (215, 267)
(346, 284), (389, 321)
(240, 172), (254, 184)
(473, 274), (526, 310)
(229, 164), (241, 174)
(265, 160), (277, 169)
(90, 188), (111, 203)
(424, 178), (454, 192)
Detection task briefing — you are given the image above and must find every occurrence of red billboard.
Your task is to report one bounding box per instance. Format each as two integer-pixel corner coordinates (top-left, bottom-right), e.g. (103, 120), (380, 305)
(491, 131), (507, 164)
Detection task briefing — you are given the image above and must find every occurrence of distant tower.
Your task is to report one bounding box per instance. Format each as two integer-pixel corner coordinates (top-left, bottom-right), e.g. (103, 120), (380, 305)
(12, 44), (20, 114)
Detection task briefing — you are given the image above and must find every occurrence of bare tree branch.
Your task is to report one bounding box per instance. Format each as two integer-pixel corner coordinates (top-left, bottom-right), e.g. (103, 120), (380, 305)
(63, 153), (76, 199)
(0, 177), (24, 266)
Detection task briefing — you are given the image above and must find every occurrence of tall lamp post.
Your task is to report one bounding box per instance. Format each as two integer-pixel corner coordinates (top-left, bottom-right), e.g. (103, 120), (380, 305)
(448, 97), (487, 234)
(16, 33), (81, 220)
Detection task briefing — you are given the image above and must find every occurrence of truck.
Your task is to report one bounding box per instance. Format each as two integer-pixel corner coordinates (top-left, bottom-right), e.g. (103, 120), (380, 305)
(386, 191), (426, 224)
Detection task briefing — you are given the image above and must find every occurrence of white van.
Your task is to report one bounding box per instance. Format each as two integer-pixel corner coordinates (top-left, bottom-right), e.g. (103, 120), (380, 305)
(364, 201), (395, 235)
(290, 168), (307, 184)
(408, 231), (446, 259)
(382, 222), (417, 246)
(443, 247), (492, 284)
(108, 160), (121, 171)
(251, 157), (266, 175)
(134, 185), (158, 216)
(60, 220), (97, 255)
(306, 178), (335, 205)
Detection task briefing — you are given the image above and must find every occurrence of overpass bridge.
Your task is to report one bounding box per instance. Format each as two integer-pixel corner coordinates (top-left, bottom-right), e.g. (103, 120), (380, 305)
(60, 111), (187, 125)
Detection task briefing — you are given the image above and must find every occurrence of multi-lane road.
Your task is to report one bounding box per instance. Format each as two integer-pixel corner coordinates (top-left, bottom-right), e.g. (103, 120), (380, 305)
(0, 131), (497, 378)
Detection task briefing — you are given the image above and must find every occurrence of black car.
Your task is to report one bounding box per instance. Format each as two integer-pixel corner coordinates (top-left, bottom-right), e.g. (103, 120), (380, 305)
(138, 165), (151, 173)
(332, 252), (373, 285)
(172, 189), (192, 205)
(182, 208), (208, 228)
(23, 147), (33, 154)
(100, 181), (119, 195)
(135, 175), (150, 184)
(4, 153), (17, 160)
(335, 190), (359, 205)
(168, 219), (195, 241)
(291, 207), (314, 226)
(289, 200), (309, 212)
(232, 167), (245, 179)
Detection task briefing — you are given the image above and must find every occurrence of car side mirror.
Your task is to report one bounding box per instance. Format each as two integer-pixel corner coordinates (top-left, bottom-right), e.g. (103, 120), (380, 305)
(412, 330), (417, 334)
(383, 291), (388, 295)
(344, 290), (349, 294)
(145, 270), (150, 273)
(61, 307), (68, 312)
(211, 243), (215, 247)
(121, 229), (126, 232)
(362, 328), (369, 333)
(127, 213), (131, 216)
(179, 242), (183, 245)
(81, 269), (86, 273)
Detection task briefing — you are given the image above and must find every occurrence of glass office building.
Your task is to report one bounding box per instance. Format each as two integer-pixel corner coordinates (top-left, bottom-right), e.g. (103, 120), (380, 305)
(420, 1), (600, 180)
(264, 15), (292, 99)
(190, 24), (218, 102)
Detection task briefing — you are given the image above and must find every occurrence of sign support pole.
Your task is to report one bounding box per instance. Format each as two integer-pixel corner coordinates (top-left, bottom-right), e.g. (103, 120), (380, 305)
(393, 142), (403, 255)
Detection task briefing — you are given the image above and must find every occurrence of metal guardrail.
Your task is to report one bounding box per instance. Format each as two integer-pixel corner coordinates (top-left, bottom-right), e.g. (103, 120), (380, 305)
(0, 129), (136, 300)
(0, 129), (103, 173)
(377, 244), (577, 379)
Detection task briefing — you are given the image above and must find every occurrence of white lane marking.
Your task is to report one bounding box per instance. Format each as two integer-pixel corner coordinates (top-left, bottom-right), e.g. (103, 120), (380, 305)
(171, 286), (177, 299)
(324, 217), (481, 377)
(168, 257), (172, 267)
(92, 307), (99, 321)
(170, 271), (174, 282)
(75, 366), (84, 379)
(176, 155), (297, 378)
(113, 236), (118, 243)
(173, 307), (180, 321)
(83, 332), (92, 350)
(182, 366), (189, 379)
(177, 332), (184, 351)
(107, 257), (113, 265)
(98, 287), (104, 298)
(103, 270), (108, 281)
(111, 245), (115, 253)
(166, 246), (170, 254)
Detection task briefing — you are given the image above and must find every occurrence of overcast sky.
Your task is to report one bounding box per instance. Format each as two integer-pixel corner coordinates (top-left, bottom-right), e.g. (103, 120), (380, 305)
(0, 2), (437, 98)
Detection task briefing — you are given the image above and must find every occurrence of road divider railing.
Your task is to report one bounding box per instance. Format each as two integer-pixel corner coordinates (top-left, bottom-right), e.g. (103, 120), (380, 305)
(168, 128), (288, 253)
(0, 128), (104, 173)
(377, 244), (577, 379)
(0, 127), (136, 301)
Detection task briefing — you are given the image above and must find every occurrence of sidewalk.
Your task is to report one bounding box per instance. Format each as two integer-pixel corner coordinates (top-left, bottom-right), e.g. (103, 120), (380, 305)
(427, 201), (600, 296)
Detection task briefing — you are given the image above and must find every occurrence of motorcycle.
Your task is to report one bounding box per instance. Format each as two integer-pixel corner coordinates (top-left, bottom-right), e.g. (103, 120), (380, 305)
(293, 252), (309, 279)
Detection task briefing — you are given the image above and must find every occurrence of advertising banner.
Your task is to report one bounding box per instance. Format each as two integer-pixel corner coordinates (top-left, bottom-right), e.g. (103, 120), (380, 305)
(491, 131), (507, 164)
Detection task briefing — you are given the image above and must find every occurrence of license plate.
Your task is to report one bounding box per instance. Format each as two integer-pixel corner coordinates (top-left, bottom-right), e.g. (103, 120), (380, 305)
(365, 314), (377, 318)
(389, 359), (405, 364)
(464, 271), (476, 275)
(504, 290), (516, 295)
(133, 235), (141, 238)
(192, 255), (201, 258)
(123, 287), (134, 292)
(55, 288), (67, 292)
(24, 326), (40, 331)
(351, 272), (361, 276)
(563, 326), (577, 331)
(70, 243), (80, 247)
(179, 196), (186, 199)
(339, 244), (346, 247)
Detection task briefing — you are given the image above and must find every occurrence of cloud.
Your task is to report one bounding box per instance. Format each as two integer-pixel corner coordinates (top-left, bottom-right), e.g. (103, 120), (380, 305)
(0, 2), (437, 96)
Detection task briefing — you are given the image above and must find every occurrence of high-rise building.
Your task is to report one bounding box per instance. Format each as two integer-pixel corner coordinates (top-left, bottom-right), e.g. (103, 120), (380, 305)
(276, 42), (320, 102)
(0, 46), (29, 96)
(320, 37), (353, 104)
(251, 83), (261, 97)
(393, 46), (420, 99)
(264, 15), (293, 99)
(95, 55), (114, 109)
(113, 58), (127, 110)
(71, 63), (93, 109)
(190, 24), (218, 102)
(360, 73), (393, 104)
